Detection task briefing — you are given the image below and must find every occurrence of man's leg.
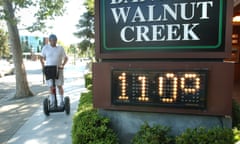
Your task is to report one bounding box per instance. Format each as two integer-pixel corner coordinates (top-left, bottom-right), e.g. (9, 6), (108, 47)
(58, 85), (64, 95)
(48, 80), (55, 107)
(57, 85), (64, 106)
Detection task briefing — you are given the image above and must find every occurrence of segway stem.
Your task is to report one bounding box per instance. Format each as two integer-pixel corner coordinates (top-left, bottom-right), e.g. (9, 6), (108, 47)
(52, 79), (58, 108)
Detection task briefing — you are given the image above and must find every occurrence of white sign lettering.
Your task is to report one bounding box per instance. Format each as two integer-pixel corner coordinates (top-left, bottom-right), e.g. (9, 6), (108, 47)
(110, 1), (213, 42)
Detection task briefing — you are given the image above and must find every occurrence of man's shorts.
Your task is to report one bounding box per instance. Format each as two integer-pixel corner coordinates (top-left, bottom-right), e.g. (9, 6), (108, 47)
(46, 69), (64, 87)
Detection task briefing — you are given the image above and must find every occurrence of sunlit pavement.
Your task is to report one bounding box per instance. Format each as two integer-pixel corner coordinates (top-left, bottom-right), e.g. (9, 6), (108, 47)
(0, 60), (87, 144)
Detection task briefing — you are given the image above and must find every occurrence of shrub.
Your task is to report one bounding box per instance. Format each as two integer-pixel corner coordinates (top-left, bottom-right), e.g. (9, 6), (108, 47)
(233, 99), (240, 128)
(72, 109), (119, 144)
(233, 127), (240, 143)
(76, 91), (93, 112)
(175, 127), (234, 144)
(131, 122), (174, 144)
(72, 83), (119, 144)
(84, 73), (92, 88)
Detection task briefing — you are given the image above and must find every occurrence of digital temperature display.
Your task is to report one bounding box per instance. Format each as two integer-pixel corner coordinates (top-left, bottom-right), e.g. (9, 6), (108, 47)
(112, 70), (208, 109)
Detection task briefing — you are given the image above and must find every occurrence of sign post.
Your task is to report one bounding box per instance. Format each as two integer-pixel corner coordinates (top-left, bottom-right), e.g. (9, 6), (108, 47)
(93, 0), (234, 143)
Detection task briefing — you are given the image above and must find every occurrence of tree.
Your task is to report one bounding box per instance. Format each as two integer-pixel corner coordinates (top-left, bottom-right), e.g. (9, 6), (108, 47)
(1, 0), (67, 98)
(74, 0), (95, 58)
(0, 26), (9, 58)
(85, 0), (94, 15)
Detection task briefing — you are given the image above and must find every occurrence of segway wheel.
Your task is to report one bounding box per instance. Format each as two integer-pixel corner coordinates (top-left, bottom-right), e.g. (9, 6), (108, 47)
(43, 98), (50, 116)
(64, 96), (70, 115)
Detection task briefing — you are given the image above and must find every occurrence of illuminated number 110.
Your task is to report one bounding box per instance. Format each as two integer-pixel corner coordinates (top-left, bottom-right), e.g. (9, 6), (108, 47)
(117, 72), (201, 102)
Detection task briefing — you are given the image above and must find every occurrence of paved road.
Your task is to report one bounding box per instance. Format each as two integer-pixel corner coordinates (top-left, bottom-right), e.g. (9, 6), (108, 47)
(0, 61), (87, 144)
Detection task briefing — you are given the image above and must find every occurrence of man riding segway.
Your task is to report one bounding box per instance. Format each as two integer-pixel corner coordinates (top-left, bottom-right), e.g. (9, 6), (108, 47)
(40, 34), (70, 115)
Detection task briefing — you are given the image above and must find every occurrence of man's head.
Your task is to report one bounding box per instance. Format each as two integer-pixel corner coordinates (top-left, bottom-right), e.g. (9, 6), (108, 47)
(49, 34), (57, 47)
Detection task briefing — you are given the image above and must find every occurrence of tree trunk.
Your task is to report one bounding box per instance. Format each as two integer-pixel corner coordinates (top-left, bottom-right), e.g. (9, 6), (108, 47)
(3, 0), (33, 98)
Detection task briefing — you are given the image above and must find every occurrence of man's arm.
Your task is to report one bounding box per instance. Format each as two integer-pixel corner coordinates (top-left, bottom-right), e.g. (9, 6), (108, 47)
(40, 56), (45, 68)
(39, 56), (45, 84)
(61, 56), (68, 68)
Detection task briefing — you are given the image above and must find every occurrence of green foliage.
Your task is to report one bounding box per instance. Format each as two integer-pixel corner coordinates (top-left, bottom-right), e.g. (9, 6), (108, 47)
(68, 44), (77, 54)
(233, 100), (240, 143)
(72, 109), (119, 144)
(0, 27), (9, 58)
(74, 0), (95, 57)
(131, 122), (174, 144)
(77, 73), (93, 112)
(84, 0), (95, 15)
(233, 127), (240, 142)
(175, 127), (234, 144)
(72, 74), (119, 144)
(2, 0), (67, 31)
(77, 91), (93, 112)
(29, 0), (67, 31)
(12, 0), (34, 9)
(84, 73), (92, 88)
(87, 84), (92, 91)
(233, 99), (240, 128)
(75, 8), (95, 57)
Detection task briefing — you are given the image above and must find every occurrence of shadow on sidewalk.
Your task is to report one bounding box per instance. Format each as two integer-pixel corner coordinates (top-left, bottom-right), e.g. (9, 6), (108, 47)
(0, 84), (48, 144)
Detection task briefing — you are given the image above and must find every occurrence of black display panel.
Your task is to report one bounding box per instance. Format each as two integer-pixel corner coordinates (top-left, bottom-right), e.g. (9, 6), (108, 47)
(112, 69), (208, 109)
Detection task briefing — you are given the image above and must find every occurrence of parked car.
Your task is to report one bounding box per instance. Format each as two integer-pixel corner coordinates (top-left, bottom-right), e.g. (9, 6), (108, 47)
(0, 60), (15, 77)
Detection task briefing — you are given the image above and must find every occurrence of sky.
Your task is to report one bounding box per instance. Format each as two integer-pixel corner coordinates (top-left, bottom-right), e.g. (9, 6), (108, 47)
(18, 0), (86, 45)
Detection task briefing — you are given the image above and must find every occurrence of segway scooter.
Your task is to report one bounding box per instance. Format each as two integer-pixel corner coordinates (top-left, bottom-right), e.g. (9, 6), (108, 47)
(43, 66), (70, 116)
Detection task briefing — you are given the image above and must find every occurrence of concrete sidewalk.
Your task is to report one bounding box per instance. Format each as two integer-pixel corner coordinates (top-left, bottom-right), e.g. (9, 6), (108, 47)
(2, 78), (85, 144)
(0, 61), (87, 144)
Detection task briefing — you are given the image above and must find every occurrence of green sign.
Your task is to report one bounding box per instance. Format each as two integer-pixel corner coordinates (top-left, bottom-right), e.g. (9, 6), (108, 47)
(100, 0), (226, 52)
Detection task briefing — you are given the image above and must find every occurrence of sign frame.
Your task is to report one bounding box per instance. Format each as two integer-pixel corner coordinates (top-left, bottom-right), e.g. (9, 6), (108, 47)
(93, 61), (234, 116)
(95, 0), (233, 59)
